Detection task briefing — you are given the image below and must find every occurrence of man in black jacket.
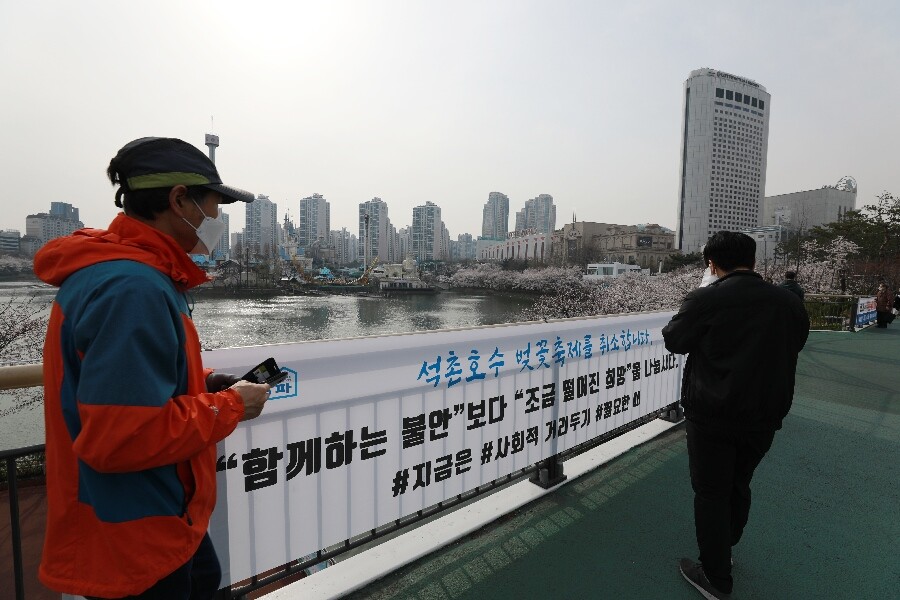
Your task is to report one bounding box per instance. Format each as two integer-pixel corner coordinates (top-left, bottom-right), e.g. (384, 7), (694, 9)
(778, 270), (804, 300)
(663, 231), (810, 599)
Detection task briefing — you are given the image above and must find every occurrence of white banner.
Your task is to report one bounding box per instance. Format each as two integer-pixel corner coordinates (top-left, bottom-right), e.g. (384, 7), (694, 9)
(855, 296), (876, 329)
(204, 310), (681, 587)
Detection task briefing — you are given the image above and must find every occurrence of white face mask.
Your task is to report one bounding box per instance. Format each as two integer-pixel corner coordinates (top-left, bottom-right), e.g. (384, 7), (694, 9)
(183, 199), (226, 255)
(699, 265), (718, 287)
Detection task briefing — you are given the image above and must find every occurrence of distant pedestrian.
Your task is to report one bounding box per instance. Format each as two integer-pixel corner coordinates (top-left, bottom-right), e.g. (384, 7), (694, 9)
(662, 231), (810, 599)
(875, 281), (893, 328)
(778, 271), (804, 300)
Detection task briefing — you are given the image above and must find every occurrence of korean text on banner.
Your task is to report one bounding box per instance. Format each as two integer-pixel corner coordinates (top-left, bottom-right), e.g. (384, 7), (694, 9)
(204, 310), (682, 586)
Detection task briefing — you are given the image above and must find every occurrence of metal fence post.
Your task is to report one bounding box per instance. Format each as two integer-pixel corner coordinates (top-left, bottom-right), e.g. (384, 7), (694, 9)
(7, 456), (25, 600)
(529, 454), (566, 489)
(659, 403), (684, 422)
(530, 360), (567, 490)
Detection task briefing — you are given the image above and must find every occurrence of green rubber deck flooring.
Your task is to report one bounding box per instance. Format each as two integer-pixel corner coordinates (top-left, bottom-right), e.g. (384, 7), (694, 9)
(344, 329), (900, 599)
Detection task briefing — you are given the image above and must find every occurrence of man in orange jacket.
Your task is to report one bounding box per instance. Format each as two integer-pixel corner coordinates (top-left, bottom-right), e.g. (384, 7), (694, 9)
(34, 137), (271, 599)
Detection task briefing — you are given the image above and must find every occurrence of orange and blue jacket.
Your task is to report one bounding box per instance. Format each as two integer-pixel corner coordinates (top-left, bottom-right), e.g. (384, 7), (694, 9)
(34, 213), (245, 598)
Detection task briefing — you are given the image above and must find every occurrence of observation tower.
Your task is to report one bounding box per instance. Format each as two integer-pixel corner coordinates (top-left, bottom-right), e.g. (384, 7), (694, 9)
(205, 133), (219, 164)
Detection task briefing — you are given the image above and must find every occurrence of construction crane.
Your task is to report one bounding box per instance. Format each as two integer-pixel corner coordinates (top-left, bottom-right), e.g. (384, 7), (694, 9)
(356, 257), (379, 286)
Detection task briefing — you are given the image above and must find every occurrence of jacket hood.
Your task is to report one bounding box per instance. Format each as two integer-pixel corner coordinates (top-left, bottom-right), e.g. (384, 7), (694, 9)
(33, 213), (210, 290)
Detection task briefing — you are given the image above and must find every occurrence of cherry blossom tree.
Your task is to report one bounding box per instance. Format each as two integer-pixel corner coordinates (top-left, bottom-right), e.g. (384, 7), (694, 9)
(795, 236), (859, 294)
(521, 266), (704, 321)
(0, 294), (48, 417)
(450, 264), (583, 294)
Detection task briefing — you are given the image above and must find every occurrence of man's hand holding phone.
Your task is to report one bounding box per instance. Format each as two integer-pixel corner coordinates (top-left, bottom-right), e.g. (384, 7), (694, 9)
(242, 357), (289, 386)
(230, 380), (270, 421)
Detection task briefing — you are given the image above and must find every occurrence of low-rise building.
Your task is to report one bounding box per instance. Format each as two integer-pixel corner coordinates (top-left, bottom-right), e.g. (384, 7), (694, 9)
(738, 225), (790, 276)
(763, 180), (857, 230)
(0, 229), (21, 253)
(20, 235), (43, 256)
(552, 222), (674, 268)
(584, 262), (647, 280)
(478, 230), (551, 263)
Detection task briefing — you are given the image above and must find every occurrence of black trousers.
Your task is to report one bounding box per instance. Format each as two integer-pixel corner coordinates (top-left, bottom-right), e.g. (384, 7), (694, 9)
(685, 419), (775, 594)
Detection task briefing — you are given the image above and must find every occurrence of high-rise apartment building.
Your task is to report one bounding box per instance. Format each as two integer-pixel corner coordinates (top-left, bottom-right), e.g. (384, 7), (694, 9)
(329, 228), (358, 265)
(676, 68), (771, 253)
(26, 202), (84, 249)
(411, 201), (449, 262)
(482, 192), (509, 240)
(514, 209), (525, 233)
(230, 232), (244, 255)
(50, 202), (79, 222)
(389, 223), (400, 264)
(397, 227), (411, 262)
(298, 193), (331, 252)
(245, 194), (278, 257)
(515, 194), (556, 234)
(359, 197), (394, 264)
(451, 233), (477, 261)
(212, 209), (230, 260)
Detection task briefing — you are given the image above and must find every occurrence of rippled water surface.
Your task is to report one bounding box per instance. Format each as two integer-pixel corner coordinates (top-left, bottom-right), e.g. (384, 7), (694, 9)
(191, 291), (535, 349)
(1, 281), (536, 448)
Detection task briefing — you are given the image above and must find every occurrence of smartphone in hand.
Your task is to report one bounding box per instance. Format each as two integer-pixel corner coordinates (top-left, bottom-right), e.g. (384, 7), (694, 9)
(242, 357), (289, 386)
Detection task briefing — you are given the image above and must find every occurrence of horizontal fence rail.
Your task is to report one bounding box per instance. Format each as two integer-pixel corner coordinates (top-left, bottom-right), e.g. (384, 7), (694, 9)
(0, 364), (43, 390)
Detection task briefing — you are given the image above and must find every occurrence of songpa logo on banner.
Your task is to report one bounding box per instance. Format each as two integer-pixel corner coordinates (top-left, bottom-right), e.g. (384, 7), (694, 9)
(269, 368), (298, 401)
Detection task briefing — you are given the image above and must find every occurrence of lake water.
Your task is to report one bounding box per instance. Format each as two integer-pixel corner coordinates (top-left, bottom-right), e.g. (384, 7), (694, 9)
(0, 281), (536, 449)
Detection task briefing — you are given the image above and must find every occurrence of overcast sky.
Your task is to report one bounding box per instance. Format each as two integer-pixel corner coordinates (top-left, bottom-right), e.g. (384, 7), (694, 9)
(1, 0), (898, 240)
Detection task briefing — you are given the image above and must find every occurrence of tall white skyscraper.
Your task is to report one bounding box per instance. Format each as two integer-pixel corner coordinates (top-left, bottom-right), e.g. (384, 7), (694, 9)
(245, 194), (278, 257)
(482, 192), (509, 239)
(676, 68), (771, 253)
(298, 193), (331, 251)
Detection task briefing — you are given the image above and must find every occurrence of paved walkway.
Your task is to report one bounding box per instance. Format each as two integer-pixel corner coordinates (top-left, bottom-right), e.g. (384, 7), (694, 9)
(341, 329), (900, 599)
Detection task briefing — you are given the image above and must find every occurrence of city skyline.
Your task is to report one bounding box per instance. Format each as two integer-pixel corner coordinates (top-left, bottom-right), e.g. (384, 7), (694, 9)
(1, 2), (898, 241)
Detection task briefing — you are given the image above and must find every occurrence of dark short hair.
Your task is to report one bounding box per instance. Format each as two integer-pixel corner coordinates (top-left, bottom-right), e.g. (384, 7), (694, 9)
(703, 231), (756, 272)
(785, 271), (797, 279)
(106, 183), (211, 220)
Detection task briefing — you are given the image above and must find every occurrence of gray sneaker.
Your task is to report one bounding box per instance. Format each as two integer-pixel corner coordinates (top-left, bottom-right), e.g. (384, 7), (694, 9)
(679, 558), (732, 599)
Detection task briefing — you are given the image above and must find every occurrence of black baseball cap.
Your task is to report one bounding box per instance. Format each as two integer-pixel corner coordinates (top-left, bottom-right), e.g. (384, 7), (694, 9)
(112, 137), (254, 204)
